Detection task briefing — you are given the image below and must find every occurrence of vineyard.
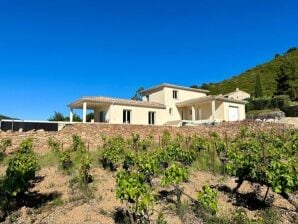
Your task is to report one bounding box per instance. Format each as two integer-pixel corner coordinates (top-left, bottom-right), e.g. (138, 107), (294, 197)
(0, 126), (297, 223)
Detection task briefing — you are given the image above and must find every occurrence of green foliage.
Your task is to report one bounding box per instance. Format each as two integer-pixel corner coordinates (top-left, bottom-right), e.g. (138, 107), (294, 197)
(257, 207), (280, 224)
(165, 144), (196, 166)
(275, 64), (290, 96)
(161, 163), (188, 187)
(116, 171), (154, 217)
(79, 153), (93, 193)
(48, 111), (82, 122)
(190, 135), (209, 152)
(48, 137), (60, 152)
(137, 154), (158, 181)
(101, 136), (126, 171)
(254, 74), (263, 98)
(161, 130), (171, 147)
(72, 135), (86, 152)
(131, 87), (145, 101)
(231, 209), (255, 224)
(198, 47), (298, 97)
(197, 185), (218, 215)
(0, 138), (12, 160)
(59, 150), (73, 170)
(226, 129), (298, 196)
(3, 138), (39, 196)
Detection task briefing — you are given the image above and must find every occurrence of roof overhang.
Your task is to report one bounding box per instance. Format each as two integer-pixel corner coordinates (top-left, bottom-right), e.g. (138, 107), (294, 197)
(176, 95), (247, 107)
(68, 97), (166, 109)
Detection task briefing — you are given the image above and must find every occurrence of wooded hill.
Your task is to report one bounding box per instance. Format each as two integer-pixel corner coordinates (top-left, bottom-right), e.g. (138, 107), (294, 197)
(198, 47), (298, 97)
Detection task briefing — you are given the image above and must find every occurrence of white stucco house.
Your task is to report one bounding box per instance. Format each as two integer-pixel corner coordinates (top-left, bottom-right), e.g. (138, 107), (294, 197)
(68, 83), (247, 126)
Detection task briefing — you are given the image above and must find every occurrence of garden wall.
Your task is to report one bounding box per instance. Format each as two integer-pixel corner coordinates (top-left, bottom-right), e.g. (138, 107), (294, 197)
(0, 122), (292, 154)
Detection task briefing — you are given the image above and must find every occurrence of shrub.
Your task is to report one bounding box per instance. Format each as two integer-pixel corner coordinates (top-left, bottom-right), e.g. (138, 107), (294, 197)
(161, 130), (171, 147)
(72, 135), (86, 152)
(59, 150), (72, 170)
(79, 154), (93, 194)
(3, 139), (39, 196)
(271, 95), (290, 109)
(48, 137), (60, 152)
(116, 170), (154, 222)
(101, 137), (126, 171)
(0, 138), (12, 160)
(190, 135), (209, 152)
(197, 185), (218, 215)
(231, 209), (254, 224)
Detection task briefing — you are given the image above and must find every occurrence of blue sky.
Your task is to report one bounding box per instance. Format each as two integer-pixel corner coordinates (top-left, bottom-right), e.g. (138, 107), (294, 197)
(0, 0), (297, 120)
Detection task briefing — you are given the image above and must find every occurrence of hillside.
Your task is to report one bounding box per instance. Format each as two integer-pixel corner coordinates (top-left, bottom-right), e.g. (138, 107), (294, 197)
(0, 114), (12, 120)
(199, 48), (298, 96)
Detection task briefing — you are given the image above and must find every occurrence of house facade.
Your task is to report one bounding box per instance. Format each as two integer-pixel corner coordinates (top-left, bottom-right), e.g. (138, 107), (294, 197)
(68, 83), (247, 126)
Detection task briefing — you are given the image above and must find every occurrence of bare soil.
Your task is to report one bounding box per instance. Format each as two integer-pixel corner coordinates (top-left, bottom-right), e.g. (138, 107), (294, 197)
(0, 163), (296, 224)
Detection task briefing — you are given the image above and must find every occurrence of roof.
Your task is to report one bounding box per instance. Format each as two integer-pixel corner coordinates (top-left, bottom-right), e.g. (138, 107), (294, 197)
(176, 95), (247, 107)
(68, 96), (166, 109)
(223, 88), (251, 97)
(141, 83), (209, 95)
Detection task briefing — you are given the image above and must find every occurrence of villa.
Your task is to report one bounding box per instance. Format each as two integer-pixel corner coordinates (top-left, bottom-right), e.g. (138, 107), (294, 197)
(68, 83), (247, 126)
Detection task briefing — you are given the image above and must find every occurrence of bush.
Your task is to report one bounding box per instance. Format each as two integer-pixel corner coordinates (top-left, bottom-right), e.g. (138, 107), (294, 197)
(283, 105), (298, 117)
(197, 185), (218, 215)
(3, 139), (39, 196)
(48, 137), (60, 152)
(59, 150), (72, 170)
(271, 95), (290, 109)
(246, 98), (272, 111)
(72, 135), (86, 152)
(0, 138), (12, 160)
(101, 137), (126, 171)
(116, 171), (154, 222)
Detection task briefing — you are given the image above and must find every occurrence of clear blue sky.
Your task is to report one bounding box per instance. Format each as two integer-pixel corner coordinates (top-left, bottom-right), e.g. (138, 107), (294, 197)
(0, 0), (297, 120)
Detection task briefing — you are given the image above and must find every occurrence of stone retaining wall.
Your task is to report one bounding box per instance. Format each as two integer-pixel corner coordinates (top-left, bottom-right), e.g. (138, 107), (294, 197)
(0, 121), (292, 154)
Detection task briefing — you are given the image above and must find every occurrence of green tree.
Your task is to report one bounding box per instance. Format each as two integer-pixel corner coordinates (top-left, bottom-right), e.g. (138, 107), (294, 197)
(48, 111), (66, 121)
(48, 111), (82, 122)
(274, 65), (290, 96)
(254, 74), (263, 98)
(131, 87), (144, 101)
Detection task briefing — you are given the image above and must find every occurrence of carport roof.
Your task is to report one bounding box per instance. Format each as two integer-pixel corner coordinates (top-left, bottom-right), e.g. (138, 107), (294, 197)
(176, 95), (247, 107)
(68, 96), (166, 109)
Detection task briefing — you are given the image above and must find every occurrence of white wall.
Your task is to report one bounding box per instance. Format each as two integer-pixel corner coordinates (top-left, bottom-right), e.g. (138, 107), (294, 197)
(162, 87), (207, 122)
(223, 102), (246, 121)
(109, 104), (166, 125)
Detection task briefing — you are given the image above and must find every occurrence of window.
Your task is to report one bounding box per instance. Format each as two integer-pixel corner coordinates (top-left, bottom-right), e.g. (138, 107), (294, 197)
(173, 90), (178, 99)
(169, 108), (173, 115)
(148, 111), (155, 125)
(123, 110), (131, 124)
(146, 95), (149, 101)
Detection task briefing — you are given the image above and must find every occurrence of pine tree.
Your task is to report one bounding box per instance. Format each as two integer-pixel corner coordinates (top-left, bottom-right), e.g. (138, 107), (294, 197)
(131, 87), (145, 101)
(274, 65), (290, 96)
(254, 74), (263, 98)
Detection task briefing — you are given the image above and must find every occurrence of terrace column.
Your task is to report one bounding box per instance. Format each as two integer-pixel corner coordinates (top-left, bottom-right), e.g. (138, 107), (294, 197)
(83, 102), (87, 123)
(191, 106), (196, 121)
(69, 108), (74, 123)
(211, 100), (216, 121)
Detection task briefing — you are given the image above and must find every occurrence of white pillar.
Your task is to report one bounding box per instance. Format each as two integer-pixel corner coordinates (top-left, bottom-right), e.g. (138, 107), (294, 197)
(211, 100), (216, 121)
(191, 106), (195, 121)
(70, 108), (74, 123)
(83, 102), (87, 123)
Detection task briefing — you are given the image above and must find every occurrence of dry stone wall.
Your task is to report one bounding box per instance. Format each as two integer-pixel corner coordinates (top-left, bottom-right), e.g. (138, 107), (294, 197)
(0, 121), (292, 154)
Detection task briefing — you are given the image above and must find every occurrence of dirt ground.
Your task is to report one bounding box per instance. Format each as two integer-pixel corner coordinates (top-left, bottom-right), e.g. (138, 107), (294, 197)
(0, 163), (296, 224)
